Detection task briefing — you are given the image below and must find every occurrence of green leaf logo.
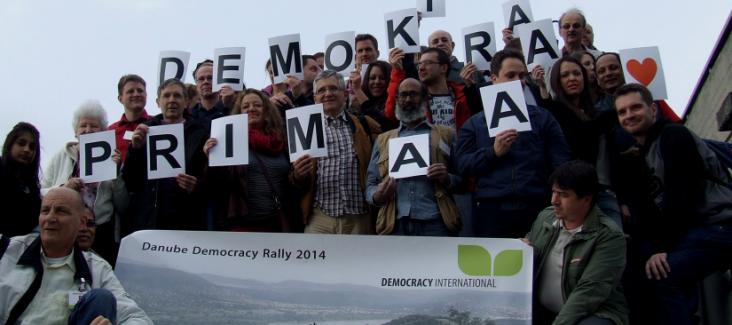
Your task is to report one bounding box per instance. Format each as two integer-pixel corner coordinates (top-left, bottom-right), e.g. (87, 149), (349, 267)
(494, 249), (523, 276)
(458, 245), (492, 276)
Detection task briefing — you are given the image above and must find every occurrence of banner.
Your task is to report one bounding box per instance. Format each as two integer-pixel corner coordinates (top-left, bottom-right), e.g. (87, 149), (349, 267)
(116, 231), (533, 325)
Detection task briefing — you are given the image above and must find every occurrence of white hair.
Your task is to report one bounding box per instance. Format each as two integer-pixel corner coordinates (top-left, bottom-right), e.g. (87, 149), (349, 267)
(72, 100), (108, 131)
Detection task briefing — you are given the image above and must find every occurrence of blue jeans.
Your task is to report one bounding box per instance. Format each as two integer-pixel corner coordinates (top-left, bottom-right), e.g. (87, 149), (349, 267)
(392, 217), (452, 236)
(473, 197), (547, 238)
(68, 288), (117, 325)
(653, 221), (732, 325)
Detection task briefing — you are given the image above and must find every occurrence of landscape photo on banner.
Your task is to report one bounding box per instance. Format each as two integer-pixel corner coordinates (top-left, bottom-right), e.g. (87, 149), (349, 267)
(116, 230), (534, 325)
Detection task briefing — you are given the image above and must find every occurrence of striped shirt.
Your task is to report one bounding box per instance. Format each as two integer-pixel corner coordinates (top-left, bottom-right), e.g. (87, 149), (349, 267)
(314, 111), (367, 217)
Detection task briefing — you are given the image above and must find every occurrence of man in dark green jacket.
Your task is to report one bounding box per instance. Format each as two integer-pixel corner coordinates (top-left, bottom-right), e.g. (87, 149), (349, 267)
(525, 160), (628, 325)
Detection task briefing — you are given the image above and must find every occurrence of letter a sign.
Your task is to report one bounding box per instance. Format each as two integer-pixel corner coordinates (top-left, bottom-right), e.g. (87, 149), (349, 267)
(285, 104), (329, 161)
(517, 19), (560, 71)
(480, 80), (532, 137)
(389, 133), (429, 179)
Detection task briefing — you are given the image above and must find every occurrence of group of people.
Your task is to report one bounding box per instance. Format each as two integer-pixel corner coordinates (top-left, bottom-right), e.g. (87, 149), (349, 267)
(1, 7), (730, 325)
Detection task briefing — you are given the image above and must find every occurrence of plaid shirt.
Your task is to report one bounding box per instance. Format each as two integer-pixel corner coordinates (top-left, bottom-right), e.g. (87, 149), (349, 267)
(314, 111), (367, 217)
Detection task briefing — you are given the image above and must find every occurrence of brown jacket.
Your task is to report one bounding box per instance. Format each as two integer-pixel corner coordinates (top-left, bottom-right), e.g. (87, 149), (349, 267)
(373, 125), (461, 234)
(292, 113), (381, 224)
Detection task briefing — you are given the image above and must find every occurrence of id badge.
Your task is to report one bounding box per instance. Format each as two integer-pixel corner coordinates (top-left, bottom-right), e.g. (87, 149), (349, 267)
(68, 290), (84, 309)
(123, 130), (134, 141)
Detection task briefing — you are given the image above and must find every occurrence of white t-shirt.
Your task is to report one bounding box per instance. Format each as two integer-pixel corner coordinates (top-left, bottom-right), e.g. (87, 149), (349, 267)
(429, 94), (455, 128)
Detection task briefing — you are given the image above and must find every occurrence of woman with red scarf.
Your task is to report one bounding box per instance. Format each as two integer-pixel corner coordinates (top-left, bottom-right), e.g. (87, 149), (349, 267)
(204, 89), (301, 232)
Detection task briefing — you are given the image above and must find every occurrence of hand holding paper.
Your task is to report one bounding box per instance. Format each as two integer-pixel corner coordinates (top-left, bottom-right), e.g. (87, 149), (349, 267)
(494, 129), (518, 157)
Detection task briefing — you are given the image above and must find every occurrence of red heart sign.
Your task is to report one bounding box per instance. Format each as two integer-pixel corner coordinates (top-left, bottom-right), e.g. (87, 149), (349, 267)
(626, 58), (657, 86)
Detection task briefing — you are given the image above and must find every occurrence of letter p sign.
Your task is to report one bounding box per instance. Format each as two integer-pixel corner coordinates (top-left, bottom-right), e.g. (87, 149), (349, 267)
(79, 130), (117, 183)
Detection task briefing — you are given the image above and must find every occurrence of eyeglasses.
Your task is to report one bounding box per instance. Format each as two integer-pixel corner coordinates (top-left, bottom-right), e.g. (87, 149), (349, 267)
(397, 91), (422, 99)
(561, 23), (583, 30)
(196, 76), (213, 83)
(315, 85), (341, 95)
(415, 60), (441, 68)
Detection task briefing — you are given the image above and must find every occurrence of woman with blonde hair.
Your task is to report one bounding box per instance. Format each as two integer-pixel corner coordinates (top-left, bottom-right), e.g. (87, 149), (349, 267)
(204, 89), (300, 232)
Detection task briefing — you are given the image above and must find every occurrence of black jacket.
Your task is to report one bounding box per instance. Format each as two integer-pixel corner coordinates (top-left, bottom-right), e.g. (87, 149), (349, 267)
(121, 115), (208, 234)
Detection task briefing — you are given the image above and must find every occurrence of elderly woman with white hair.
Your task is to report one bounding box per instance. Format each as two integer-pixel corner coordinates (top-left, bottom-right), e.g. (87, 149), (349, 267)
(42, 100), (128, 265)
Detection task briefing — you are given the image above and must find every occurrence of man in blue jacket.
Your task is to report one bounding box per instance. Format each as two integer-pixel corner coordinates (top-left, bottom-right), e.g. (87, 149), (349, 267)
(454, 49), (570, 238)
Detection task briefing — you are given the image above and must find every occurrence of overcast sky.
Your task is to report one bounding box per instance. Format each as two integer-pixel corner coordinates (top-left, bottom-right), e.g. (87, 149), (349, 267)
(1, 0), (730, 169)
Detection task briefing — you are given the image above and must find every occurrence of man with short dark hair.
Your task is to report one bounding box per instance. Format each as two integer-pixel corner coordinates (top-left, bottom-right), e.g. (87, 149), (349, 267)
(385, 47), (473, 131)
(190, 59), (236, 127)
(0, 187), (152, 325)
(427, 30), (465, 83)
(366, 78), (461, 236)
(614, 83), (732, 325)
(291, 70), (381, 234)
(110, 74), (151, 162)
(122, 79), (208, 233)
(268, 55), (321, 112)
(355, 34), (380, 65)
(313, 52), (325, 70)
(525, 160), (628, 325)
(455, 49), (570, 238)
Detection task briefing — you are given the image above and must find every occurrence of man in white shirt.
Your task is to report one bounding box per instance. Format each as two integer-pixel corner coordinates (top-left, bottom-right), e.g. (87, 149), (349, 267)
(0, 187), (151, 325)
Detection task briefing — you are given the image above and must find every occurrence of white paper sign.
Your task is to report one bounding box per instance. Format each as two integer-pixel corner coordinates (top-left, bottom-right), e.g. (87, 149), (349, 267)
(388, 133), (430, 179)
(481, 80), (532, 137)
(418, 0), (446, 18)
(116, 231), (534, 324)
(619, 46), (668, 100)
(213, 47), (246, 92)
(146, 124), (185, 180)
(324, 31), (355, 74)
(158, 51), (190, 86)
(359, 63), (369, 81)
(285, 104), (328, 161)
(385, 9), (421, 53)
(79, 130), (117, 183)
(517, 19), (560, 72)
(502, 0), (534, 30)
(209, 114), (249, 167)
(462, 22), (497, 71)
(268, 34), (303, 84)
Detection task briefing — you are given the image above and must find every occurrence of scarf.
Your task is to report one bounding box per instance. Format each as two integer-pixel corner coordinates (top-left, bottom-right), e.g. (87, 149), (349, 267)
(248, 128), (284, 155)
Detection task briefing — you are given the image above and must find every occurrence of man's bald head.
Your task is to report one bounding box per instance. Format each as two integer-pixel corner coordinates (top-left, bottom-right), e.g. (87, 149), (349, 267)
(428, 30), (455, 56)
(39, 187), (87, 257)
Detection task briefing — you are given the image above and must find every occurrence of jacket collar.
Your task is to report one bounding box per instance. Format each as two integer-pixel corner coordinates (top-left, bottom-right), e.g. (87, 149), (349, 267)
(542, 205), (604, 237)
(18, 236), (93, 283)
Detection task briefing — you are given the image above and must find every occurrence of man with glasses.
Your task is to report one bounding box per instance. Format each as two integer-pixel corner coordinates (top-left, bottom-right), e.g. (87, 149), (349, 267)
(76, 207), (97, 252)
(190, 59), (236, 128)
(291, 70), (381, 234)
(366, 78), (462, 236)
(385, 47), (474, 131)
(558, 9), (601, 58)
